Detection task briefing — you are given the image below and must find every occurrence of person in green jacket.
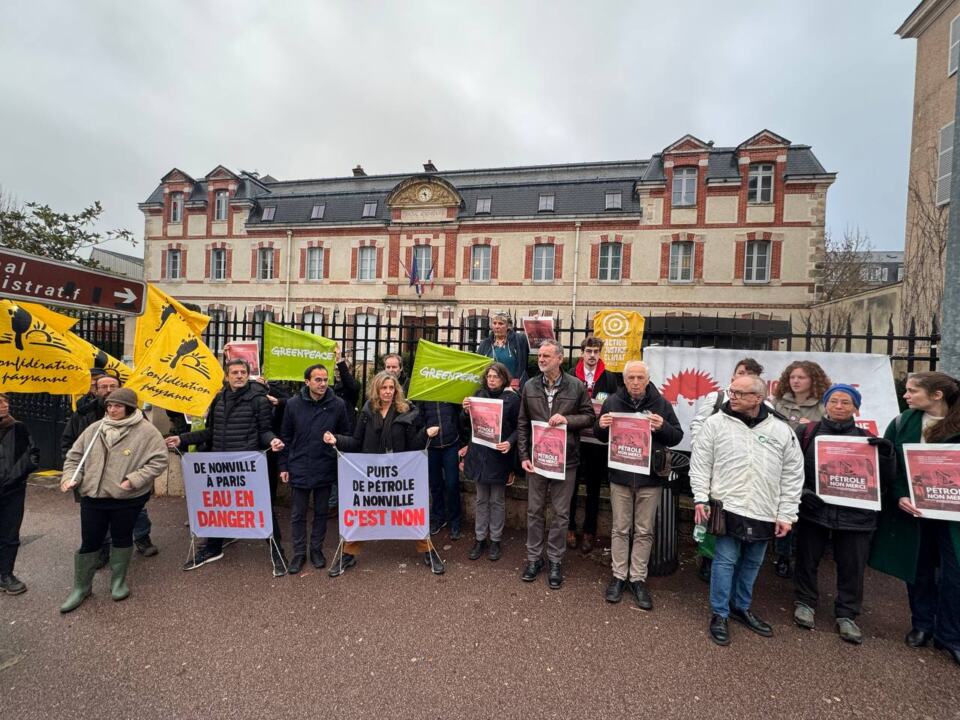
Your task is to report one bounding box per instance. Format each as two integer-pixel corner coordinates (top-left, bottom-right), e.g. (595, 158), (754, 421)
(869, 371), (960, 668)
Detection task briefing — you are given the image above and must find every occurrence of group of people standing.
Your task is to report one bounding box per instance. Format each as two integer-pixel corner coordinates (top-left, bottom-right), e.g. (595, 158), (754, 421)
(0, 316), (957, 669)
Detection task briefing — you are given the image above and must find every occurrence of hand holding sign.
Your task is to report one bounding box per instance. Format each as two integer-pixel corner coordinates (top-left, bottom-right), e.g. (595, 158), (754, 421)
(270, 438), (285, 452)
(547, 414), (567, 427)
(426, 426), (440, 438)
(323, 431), (337, 445)
(899, 497), (922, 517)
(598, 413), (613, 429)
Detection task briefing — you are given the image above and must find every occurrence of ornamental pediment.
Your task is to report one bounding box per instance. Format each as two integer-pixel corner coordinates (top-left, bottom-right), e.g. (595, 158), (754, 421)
(387, 175), (462, 209)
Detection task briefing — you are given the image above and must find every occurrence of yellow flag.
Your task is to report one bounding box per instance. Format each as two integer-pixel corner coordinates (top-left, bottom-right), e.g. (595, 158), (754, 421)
(0, 299), (92, 396)
(593, 309), (645, 372)
(134, 285), (210, 367)
(126, 313), (223, 416)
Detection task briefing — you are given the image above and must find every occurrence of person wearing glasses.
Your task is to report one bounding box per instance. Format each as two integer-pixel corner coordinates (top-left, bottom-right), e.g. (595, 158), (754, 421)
(689, 374), (804, 646)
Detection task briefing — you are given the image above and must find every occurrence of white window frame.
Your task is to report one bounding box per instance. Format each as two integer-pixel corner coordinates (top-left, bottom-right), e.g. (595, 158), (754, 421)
(938, 122), (954, 206)
(301, 312), (323, 333)
(747, 164), (774, 203)
(257, 247), (275, 280)
(533, 244), (555, 282)
(354, 313), (376, 363)
(170, 192), (183, 223)
(538, 194), (555, 212)
(744, 240), (771, 284)
(211, 248), (227, 280)
(950, 14), (960, 76)
(470, 245), (491, 282)
(362, 201), (378, 218)
(261, 206), (276, 221)
(598, 242), (622, 281)
(214, 190), (228, 221)
(475, 197), (491, 214)
(310, 203), (326, 220)
(668, 241), (694, 283)
(306, 247), (324, 281)
(897, 266), (904, 282)
(357, 246), (376, 281)
(672, 167), (697, 207)
(166, 249), (182, 279)
(605, 191), (622, 210)
(413, 245), (433, 279)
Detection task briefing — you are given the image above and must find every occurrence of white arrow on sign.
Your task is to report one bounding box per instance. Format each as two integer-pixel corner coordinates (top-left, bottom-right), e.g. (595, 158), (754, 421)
(113, 287), (138, 305)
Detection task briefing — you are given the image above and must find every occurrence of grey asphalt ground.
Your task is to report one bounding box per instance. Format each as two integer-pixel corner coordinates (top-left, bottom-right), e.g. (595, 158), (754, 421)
(1, 483), (958, 720)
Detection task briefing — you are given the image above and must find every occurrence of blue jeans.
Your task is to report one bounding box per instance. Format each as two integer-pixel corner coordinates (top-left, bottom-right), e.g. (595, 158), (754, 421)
(710, 535), (769, 618)
(908, 520), (960, 651)
(428, 444), (462, 532)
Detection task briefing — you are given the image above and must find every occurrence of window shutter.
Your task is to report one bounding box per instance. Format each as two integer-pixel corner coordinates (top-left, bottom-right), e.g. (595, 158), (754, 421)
(938, 123), (954, 205)
(771, 240), (782, 280)
(524, 246), (533, 280)
(590, 244), (599, 279)
(734, 241), (746, 280)
(951, 15), (960, 76)
(554, 244), (563, 279)
(621, 242), (631, 280)
(659, 243), (670, 279)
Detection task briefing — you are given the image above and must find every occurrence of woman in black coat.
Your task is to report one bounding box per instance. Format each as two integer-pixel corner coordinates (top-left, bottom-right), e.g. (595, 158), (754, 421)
(0, 394), (39, 595)
(460, 363), (520, 562)
(323, 371), (440, 576)
(791, 384), (894, 645)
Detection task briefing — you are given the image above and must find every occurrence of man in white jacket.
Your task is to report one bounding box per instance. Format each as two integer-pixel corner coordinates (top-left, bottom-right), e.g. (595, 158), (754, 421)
(690, 374), (803, 646)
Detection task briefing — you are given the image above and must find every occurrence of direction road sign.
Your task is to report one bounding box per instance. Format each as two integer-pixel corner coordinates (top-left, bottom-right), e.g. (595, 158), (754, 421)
(0, 248), (146, 316)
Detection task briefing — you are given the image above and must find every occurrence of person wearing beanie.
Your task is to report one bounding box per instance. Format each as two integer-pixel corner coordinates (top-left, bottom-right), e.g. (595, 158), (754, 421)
(59, 387), (168, 613)
(0, 393), (39, 595)
(792, 384), (894, 644)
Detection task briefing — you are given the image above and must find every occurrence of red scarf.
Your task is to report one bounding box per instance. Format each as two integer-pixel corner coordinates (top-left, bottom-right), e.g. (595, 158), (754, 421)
(574, 358), (605, 397)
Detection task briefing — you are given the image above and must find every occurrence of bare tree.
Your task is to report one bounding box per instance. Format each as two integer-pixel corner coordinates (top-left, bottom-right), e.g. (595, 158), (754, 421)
(817, 226), (874, 302)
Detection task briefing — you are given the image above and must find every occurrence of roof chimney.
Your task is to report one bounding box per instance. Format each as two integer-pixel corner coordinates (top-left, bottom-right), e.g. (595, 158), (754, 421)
(423, 160), (437, 173)
(352, 164), (366, 177)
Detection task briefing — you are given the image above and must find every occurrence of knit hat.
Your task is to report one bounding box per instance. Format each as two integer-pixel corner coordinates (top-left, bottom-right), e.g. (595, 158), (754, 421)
(105, 387), (139, 410)
(822, 383), (861, 409)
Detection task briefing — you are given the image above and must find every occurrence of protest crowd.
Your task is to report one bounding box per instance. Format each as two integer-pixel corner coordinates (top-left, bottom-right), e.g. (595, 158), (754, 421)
(1, 293), (959, 668)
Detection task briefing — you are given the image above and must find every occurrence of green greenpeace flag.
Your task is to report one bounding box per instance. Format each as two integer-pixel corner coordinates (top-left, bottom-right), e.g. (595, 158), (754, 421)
(262, 321), (337, 381)
(407, 339), (491, 403)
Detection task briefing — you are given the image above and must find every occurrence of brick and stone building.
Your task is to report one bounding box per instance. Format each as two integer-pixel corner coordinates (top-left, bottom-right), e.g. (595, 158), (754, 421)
(139, 131), (834, 332)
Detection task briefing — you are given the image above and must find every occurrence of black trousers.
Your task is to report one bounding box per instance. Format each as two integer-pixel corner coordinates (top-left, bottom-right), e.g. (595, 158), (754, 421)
(290, 485), (331, 557)
(568, 443), (604, 535)
(0, 488), (26, 576)
(79, 496), (149, 552)
(794, 517), (873, 619)
(204, 455), (282, 555)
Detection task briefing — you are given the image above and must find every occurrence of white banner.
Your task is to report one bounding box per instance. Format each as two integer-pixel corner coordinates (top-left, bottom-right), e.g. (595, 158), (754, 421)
(182, 451), (274, 539)
(336, 450), (430, 541)
(644, 347), (900, 452)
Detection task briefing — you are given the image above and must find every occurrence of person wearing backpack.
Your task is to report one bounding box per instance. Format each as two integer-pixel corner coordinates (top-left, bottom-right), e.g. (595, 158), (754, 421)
(791, 384), (894, 644)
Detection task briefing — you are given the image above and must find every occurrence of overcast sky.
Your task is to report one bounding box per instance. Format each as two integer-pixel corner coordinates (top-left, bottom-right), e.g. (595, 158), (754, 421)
(0, 1), (917, 253)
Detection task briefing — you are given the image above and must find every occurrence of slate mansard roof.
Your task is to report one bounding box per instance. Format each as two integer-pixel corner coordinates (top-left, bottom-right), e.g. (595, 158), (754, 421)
(141, 135), (833, 227)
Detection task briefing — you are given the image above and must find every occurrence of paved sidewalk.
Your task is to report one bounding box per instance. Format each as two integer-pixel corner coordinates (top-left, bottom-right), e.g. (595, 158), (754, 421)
(1, 484), (957, 720)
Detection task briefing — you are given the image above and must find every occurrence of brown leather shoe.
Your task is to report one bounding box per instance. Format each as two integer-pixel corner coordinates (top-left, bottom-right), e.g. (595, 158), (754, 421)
(580, 533), (594, 554)
(566, 530), (578, 549)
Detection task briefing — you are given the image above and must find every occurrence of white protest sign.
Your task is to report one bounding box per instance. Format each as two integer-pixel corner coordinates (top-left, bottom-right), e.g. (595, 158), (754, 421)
(644, 347), (900, 452)
(182, 451), (274, 539)
(336, 450), (430, 541)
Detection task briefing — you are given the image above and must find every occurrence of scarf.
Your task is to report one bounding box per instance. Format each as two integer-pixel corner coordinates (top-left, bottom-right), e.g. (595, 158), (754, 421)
(100, 409), (143, 447)
(574, 358), (605, 397)
(0, 415), (15, 431)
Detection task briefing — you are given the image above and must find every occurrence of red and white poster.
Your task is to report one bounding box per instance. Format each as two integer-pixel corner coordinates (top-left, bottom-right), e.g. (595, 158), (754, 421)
(224, 340), (261, 375)
(814, 436), (881, 511)
(468, 397), (503, 449)
(607, 413), (652, 474)
(855, 419), (879, 435)
(581, 398), (605, 446)
(531, 420), (567, 479)
(903, 443), (960, 521)
(522, 316), (555, 351)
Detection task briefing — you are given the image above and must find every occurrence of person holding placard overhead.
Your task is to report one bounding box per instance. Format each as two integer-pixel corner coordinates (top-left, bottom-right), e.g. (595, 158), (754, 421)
(460, 362), (520, 562)
(323, 371), (441, 576)
(593, 360), (682, 610)
(791, 384), (894, 644)
(870, 371), (960, 666)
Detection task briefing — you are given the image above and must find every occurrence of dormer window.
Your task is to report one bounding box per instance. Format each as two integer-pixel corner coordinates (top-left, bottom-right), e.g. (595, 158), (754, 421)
(605, 191), (622, 210)
(362, 201), (378, 218)
(748, 164), (774, 203)
(214, 190), (229, 221)
(261, 206), (276, 221)
(672, 168), (697, 206)
(311, 203), (326, 220)
(476, 198), (492, 214)
(538, 194), (555, 212)
(170, 192), (183, 223)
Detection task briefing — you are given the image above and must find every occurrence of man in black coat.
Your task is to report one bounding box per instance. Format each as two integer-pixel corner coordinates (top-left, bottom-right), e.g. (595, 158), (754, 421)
(168, 358), (284, 573)
(279, 364), (351, 574)
(594, 360), (683, 610)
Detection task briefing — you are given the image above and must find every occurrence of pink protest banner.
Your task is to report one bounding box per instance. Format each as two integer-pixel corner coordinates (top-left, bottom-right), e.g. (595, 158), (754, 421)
(814, 436), (881, 511)
(522, 316), (555, 351)
(855, 419), (879, 435)
(182, 451), (274, 539)
(469, 397), (503, 449)
(903, 444), (960, 521)
(224, 340), (261, 375)
(607, 413), (652, 474)
(531, 420), (566, 479)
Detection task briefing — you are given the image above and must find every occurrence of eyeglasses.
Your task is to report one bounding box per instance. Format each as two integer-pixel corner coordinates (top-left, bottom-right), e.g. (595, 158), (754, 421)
(726, 389), (760, 399)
